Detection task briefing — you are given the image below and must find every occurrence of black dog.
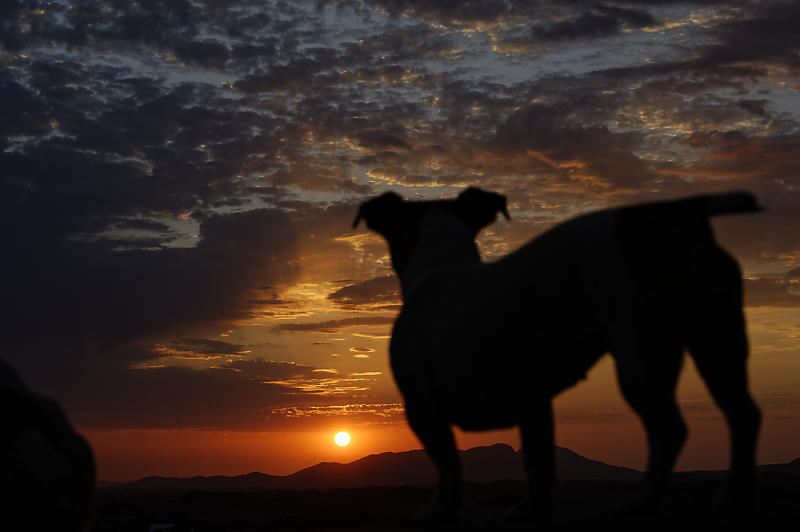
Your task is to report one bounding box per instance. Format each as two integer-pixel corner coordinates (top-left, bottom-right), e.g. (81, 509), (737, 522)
(354, 188), (761, 523)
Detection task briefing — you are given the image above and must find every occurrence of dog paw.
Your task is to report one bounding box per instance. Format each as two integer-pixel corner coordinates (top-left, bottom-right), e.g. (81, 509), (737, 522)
(410, 503), (459, 526)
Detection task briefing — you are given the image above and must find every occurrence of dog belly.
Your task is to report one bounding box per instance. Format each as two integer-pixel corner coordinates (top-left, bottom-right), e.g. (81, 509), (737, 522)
(452, 413), (518, 431)
(448, 395), (534, 431)
(431, 337), (606, 430)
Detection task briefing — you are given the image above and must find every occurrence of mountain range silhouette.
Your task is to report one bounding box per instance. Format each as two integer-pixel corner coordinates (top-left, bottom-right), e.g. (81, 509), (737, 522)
(102, 444), (799, 493)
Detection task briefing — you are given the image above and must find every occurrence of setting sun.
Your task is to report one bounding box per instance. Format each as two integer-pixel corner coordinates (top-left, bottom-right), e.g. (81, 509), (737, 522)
(334, 431), (351, 447)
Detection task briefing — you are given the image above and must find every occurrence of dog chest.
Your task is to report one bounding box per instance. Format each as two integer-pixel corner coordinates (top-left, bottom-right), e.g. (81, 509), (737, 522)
(390, 278), (609, 429)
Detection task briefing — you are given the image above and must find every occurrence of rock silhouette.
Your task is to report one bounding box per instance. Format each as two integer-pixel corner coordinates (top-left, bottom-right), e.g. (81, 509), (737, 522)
(1, 358), (95, 531)
(354, 187), (762, 523)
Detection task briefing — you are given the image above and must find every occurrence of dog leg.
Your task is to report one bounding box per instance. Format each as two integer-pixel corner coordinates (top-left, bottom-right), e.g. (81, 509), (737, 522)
(690, 308), (760, 510)
(405, 401), (461, 525)
(614, 333), (687, 514)
(505, 400), (555, 523)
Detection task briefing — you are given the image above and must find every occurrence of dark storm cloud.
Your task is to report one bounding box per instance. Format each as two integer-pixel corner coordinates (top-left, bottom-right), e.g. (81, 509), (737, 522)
(490, 100), (653, 189)
(64, 364), (321, 430)
(7, 335), (359, 431)
(335, 0), (671, 50)
(1, 207), (297, 350)
(1, 69), (286, 214)
(0, 0), (287, 71)
(702, 1), (800, 70)
(353, 26), (460, 61)
(337, 0), (512, 22)
(14, 352), (397, 430)
(233, 45), (440, 95)
(569, 2), (800, 90)
(2, 50), (319, 343)
(0, 0), (37, 52)
(108, 217), (174, 233)
(3, 2), (796, 332)
(532, 5), (656, 42)
(682, 131), (800, 180)
(337, 0), (660, 26)
(0, 79), (52, 137)
(3, 0), (799, 434)
(173, 39), (231, 70)
(234, 56), (331, 92)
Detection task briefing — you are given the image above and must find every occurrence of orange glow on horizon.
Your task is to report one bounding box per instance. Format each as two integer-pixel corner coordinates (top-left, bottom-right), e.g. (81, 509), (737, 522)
(81, 331), (800, 483)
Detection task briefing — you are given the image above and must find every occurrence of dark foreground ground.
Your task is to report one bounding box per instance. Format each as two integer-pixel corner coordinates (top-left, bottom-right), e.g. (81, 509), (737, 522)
(93, 473), (799, 531)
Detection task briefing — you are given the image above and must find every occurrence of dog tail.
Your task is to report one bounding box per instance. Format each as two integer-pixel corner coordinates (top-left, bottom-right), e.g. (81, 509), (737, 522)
(614, 191), (763, 257)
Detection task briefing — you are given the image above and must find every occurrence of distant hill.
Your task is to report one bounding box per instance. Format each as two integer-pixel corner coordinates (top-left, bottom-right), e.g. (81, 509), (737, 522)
(103, 444), (799, 494)
(107, 444), (641, 493)
(685, 456), (800, 480)
(758, 457), (800, 476)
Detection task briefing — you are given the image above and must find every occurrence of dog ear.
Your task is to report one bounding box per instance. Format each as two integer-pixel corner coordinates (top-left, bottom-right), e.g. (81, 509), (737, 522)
(455, 187), (510, 235)
(353, 192), (405, 239)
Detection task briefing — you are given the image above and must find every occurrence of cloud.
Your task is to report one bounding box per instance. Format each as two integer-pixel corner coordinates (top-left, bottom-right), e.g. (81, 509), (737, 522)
(1, 206), (298, 350)
(234, 56), (331, 93)
(3, 0), (799, 439)
(72, 365), (318, 430)
(327, 275), (401, 307)
(6, 340), (394, 430)
(264, 402), (405, 428)
(352, 332), (392, 339)
(489, 101), (655, 190)
(532, 5), (656, 42)
(349, 347), (375, 353)
(745, 278), (800, 308)
(0, 1), (286, 72)
(277, 316), (395, 333)
(702, 1), (800, 70)
(218, 359), (320, 380)
(173, 39), (230, 70)
(342, 0), (512, 23)
(6, 345), (324, 430)
(680, 132), (800, 181)
(138, 339), (254, 361)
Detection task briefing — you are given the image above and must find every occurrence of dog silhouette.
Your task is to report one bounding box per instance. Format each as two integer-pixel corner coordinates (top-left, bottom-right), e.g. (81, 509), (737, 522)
(354, 187), (761, 523)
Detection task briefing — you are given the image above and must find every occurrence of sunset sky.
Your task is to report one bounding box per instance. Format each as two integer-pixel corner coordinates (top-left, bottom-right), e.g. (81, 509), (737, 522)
(2, 0), (799, 482)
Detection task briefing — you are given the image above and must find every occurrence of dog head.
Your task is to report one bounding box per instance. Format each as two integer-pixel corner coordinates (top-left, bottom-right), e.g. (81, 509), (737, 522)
(353, 187), (509, 276)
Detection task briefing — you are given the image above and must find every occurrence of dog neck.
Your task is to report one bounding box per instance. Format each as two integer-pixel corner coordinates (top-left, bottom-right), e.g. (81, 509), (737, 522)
(397, 210), (481, 304)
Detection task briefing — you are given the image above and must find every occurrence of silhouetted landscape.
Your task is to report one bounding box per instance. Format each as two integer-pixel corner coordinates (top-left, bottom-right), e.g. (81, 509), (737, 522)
(4, 2), (800, 531)
(93, 444), (800, 531)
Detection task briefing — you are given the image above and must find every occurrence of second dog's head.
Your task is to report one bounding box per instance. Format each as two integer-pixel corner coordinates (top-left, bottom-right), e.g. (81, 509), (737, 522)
(353, 187), (509, 277)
